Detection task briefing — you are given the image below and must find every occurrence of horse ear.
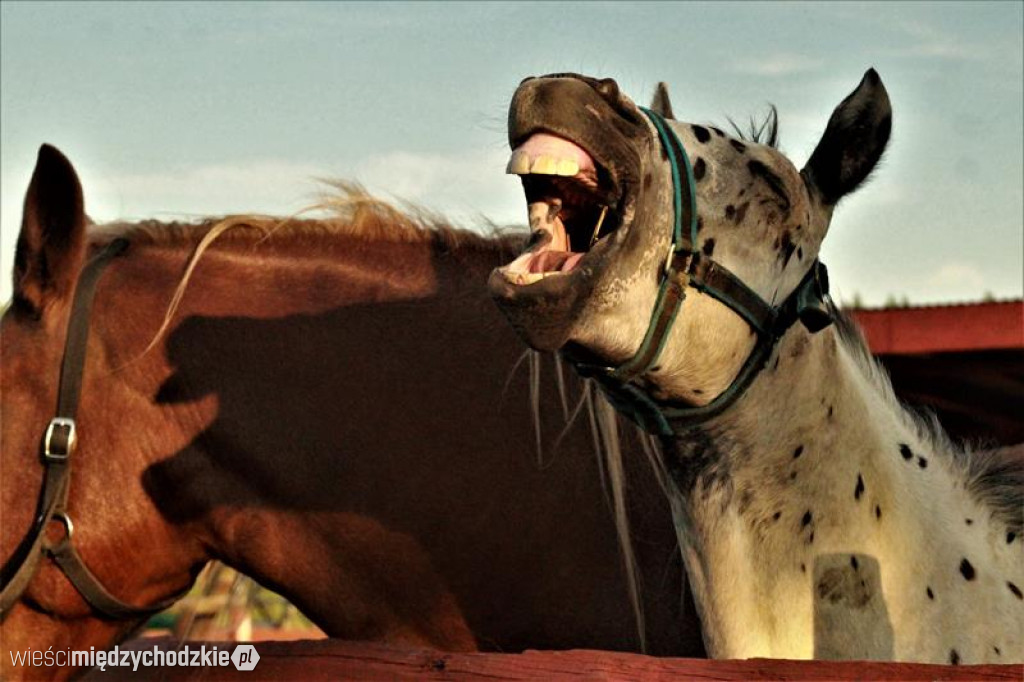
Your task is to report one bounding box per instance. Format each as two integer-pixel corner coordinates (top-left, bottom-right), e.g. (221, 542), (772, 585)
(649, 82), (675, 120)
(13, 144), (87, 315)
(801, 68), (891, 207)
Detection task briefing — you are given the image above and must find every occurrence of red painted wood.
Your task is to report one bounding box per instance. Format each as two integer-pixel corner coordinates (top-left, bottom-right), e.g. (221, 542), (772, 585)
(83, 639), (1022, 681)
(850, 300), (1023, 355)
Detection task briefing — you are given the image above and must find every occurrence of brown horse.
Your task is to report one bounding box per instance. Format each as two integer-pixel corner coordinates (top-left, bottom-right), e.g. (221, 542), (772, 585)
(0, 145), (705, 679)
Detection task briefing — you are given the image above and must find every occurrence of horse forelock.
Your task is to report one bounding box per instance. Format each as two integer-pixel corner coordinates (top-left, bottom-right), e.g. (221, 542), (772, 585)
(832, 307), (1024, 535)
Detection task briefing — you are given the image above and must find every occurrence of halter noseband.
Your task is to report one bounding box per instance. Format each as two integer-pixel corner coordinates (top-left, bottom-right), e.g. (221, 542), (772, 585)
(575, 107), (834, 436)
(0, 238), (185, 620)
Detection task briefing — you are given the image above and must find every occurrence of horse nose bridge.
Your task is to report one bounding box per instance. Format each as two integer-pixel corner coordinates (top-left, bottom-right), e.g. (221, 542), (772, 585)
(508, 76), (615, 145)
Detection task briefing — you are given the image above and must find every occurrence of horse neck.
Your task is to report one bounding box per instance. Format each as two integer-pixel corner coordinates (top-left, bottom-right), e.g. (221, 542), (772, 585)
(662, 325), (1017, 662)
(94, 230), (465, 447)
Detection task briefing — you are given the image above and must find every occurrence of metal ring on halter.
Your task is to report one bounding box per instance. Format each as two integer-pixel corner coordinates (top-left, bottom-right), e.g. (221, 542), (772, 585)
(50, 512), (75, 550)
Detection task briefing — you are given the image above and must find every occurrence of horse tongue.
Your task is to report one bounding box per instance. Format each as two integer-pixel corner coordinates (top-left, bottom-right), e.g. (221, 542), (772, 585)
(525, 200), (585, 273)
(560, 253), (584, 272)
(528, 250), (584, 274)
(528, 201), (568, 251)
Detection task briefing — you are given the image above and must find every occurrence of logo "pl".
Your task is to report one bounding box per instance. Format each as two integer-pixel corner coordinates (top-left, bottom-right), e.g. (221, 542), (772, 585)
(231, 644), (260, 671)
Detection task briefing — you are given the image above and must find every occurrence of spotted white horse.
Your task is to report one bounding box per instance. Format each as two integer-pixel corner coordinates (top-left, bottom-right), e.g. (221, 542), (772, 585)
(489, 70), (1022, 663)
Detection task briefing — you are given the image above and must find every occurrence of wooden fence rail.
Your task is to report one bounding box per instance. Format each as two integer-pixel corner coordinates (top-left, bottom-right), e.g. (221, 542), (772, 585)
(82, 638), (1022, 681)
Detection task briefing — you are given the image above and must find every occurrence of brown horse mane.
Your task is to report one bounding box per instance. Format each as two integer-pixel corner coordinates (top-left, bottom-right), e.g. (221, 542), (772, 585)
(89, 182), (527, 365)
(90, 181), (525, 257)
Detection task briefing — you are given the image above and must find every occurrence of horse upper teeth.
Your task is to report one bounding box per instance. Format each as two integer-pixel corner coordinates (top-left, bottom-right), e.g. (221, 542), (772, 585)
(556, 159), (579, 177)
(506, 150), (531, 175)
(530, 156), (558, 175)
(505, 151), (581, 178)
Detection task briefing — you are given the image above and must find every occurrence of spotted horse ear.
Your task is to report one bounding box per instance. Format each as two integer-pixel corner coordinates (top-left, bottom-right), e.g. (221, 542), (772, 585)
(801, 68), (892, 207)
(649, 81), (675, 120)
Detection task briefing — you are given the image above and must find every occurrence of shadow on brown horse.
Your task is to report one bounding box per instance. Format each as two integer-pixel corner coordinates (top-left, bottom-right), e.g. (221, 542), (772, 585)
(0, 146), (704, 679)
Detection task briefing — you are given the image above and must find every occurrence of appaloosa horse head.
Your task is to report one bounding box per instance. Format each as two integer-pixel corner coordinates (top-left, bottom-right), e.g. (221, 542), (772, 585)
(491, 71), (1022, 663)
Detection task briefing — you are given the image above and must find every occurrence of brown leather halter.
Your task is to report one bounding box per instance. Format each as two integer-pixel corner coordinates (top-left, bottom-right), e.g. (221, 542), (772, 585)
(0, 238), (184, 620)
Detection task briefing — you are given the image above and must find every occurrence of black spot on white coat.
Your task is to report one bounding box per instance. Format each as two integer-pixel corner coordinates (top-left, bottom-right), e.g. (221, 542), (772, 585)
(693, 157), (706, 180)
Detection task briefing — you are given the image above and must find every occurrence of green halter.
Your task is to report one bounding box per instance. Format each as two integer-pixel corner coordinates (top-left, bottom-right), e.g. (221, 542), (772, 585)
(574, 107), (834, 436)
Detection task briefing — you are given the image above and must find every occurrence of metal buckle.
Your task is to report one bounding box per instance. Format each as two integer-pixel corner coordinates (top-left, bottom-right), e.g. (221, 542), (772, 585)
(43, 418), (77, 462)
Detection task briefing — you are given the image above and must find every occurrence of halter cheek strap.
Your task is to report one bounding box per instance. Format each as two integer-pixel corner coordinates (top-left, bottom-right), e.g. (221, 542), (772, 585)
(0, 238), (186, 620)
(574, 107), (835, 436)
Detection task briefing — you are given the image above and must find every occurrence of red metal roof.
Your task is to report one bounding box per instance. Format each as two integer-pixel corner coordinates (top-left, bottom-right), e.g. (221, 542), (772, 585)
(849, 300), (1023, 355)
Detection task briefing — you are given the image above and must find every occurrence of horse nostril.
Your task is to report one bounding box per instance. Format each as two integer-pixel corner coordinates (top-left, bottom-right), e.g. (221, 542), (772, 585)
(596, 78), (620, 102)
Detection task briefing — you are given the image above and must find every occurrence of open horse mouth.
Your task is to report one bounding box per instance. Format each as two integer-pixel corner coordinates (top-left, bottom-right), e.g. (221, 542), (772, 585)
(489, 74), (646, 351)
(500, 132), (623, 283)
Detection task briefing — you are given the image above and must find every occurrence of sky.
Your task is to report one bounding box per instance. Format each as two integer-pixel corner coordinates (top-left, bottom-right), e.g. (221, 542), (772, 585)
(1, 1), (1021, 306)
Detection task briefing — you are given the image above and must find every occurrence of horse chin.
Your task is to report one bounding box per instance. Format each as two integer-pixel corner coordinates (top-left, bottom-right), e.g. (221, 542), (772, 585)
(487, 265), (587, 352)
(488, 196), (635, 353)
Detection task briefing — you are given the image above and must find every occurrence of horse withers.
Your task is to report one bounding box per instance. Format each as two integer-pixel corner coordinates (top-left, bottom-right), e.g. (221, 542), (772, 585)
(1, 145), (703, 679)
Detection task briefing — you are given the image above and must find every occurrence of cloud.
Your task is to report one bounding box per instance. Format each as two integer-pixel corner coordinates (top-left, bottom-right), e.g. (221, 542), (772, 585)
(76, 150), (526, 230)
(729, 53), (822, 77)
(84, 160), (335, 222)
(351, 148), (523, 227)
(924, 262), (986, 296)
(880, 17), (991, 62)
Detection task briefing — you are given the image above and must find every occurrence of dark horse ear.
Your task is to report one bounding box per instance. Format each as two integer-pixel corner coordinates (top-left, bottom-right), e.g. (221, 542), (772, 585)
(13, 144), (87, 316)
(801, 68), (891, 207)
(649, 82), (675, 120)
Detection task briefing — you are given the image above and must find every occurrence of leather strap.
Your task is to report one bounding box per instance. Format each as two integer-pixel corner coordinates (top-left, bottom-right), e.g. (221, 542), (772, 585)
(606, 267), (689, 383)
(0, 464), (69, 615)
(46, 536), (182, 619)
(1, 238), (185, 620)
(685, 253), (777, 336)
